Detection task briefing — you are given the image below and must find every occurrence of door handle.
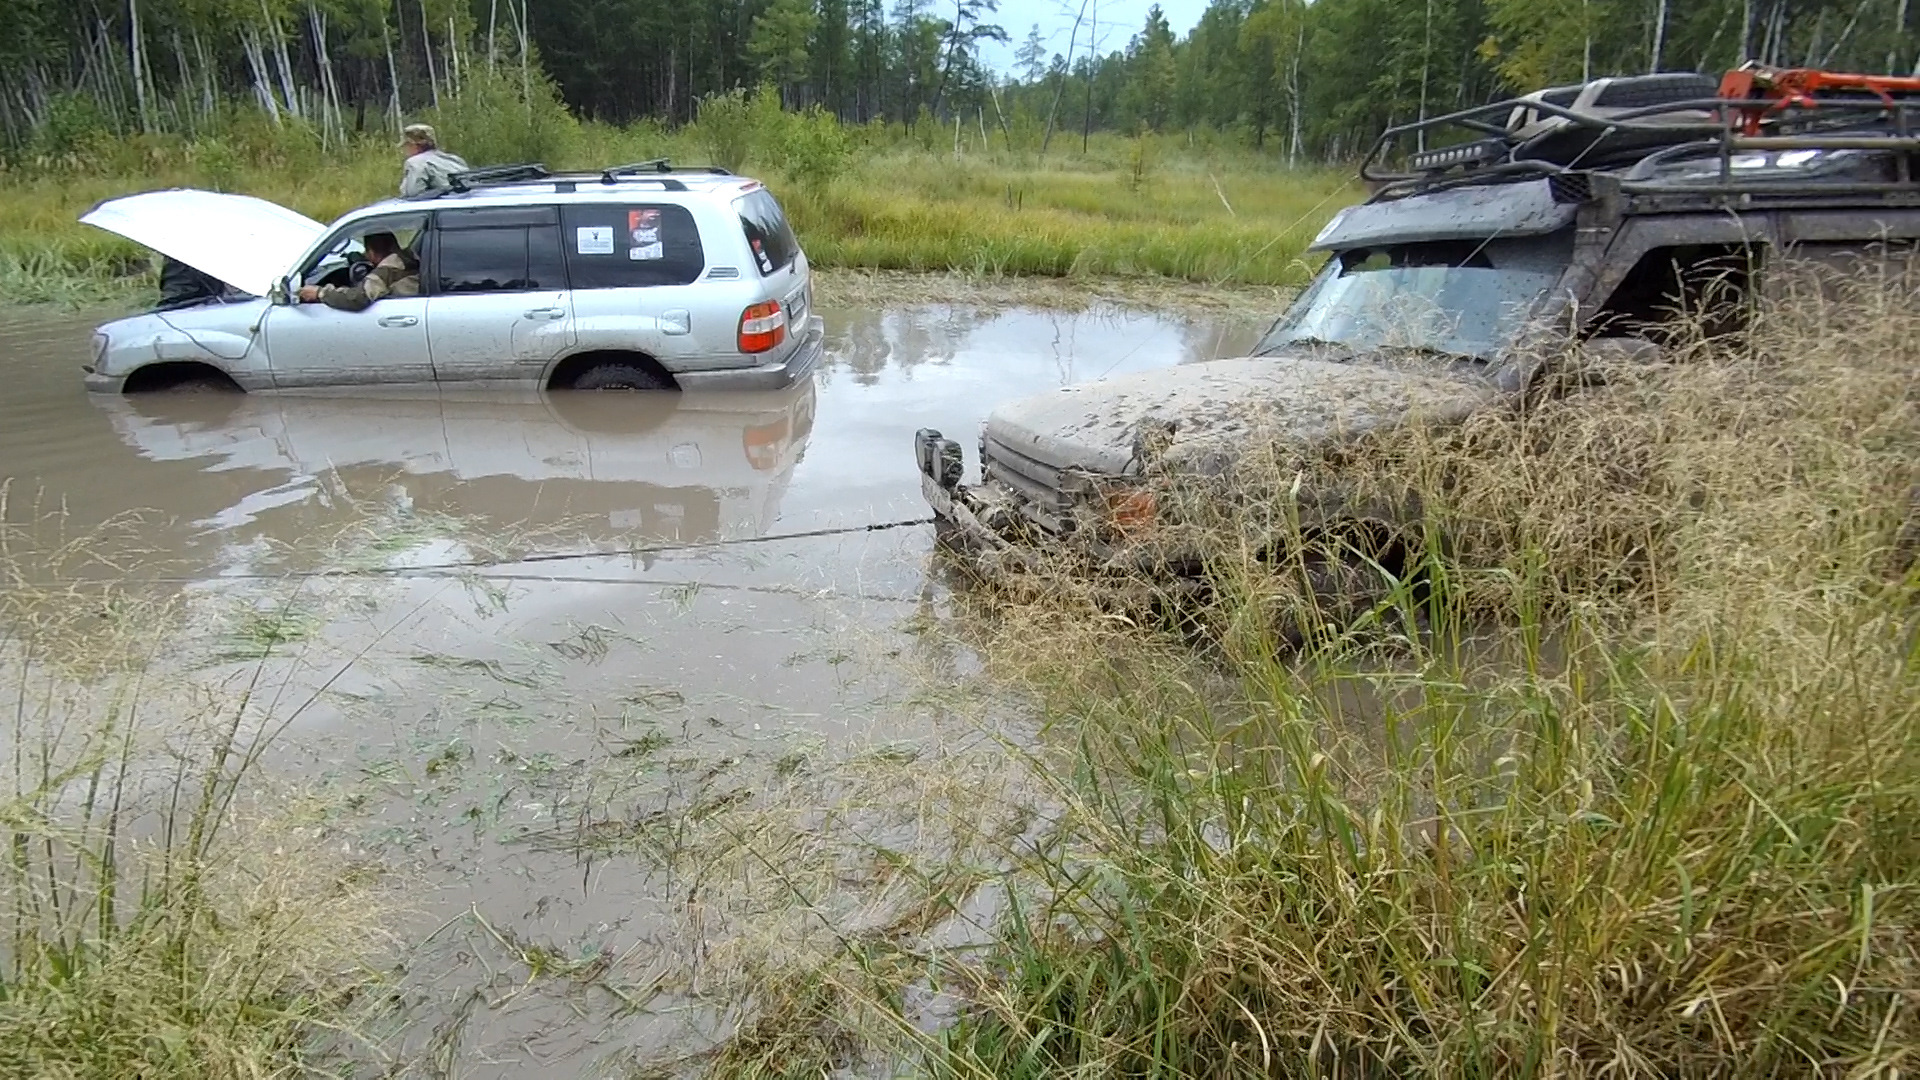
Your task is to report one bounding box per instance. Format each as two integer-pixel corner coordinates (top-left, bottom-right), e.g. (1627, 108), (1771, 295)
(523, 307), (566, 320)
(377, 315), (419, 328)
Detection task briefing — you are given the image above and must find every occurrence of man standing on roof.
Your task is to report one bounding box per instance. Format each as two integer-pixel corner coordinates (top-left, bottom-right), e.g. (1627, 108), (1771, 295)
(399, 124), (470, 196)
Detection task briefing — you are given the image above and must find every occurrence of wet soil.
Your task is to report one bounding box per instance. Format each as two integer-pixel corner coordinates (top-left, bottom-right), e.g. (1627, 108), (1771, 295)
(0, 298), (1265, 1076)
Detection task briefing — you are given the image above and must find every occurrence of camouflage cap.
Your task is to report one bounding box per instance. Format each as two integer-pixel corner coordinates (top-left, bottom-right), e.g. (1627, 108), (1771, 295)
(400, 123), (437, 148)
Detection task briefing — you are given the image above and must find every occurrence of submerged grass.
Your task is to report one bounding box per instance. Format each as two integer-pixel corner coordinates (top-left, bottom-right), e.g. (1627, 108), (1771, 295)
(900, 264), (1920, 1075)
(0, 518), (390, 1078)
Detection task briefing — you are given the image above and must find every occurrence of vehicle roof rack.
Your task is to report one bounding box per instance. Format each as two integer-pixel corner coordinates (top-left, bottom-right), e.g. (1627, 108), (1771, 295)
(440, 162), (551, 194)
(1360, 66), (1920, 203)
(599, 158), (734, 182)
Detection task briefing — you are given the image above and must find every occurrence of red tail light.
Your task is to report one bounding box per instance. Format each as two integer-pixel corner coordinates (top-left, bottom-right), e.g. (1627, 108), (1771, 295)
(738, 300), (786, 354)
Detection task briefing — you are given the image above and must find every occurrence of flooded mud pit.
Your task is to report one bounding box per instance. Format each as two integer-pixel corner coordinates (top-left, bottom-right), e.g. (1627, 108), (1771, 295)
(0, 300), (1263, 1076)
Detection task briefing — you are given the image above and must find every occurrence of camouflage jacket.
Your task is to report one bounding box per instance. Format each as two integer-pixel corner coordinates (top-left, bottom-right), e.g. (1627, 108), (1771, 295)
(318, 253), (420, 312)
(400, 149), (471, 196)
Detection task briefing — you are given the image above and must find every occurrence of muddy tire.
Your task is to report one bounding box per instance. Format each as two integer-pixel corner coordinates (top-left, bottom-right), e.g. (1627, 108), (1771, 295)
(571, 362), (672, 392)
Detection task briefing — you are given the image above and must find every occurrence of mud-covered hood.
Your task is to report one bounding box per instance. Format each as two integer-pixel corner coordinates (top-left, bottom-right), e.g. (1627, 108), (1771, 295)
(80, 189), (326, 297)
(984, 352), (1498, 477)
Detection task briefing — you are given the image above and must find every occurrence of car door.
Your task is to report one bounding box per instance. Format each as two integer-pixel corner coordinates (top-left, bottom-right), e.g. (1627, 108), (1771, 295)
(557, 201), (709, 368)
(263, 213), (433, 388)
(423, 206), (575, 386)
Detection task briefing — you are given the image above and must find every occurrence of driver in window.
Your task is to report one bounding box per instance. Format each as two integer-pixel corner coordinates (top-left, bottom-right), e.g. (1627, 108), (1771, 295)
(297, 232), (419, 311)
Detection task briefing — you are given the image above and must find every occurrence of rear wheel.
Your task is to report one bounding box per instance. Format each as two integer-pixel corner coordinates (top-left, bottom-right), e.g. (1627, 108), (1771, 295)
(571, 362), (674, 392)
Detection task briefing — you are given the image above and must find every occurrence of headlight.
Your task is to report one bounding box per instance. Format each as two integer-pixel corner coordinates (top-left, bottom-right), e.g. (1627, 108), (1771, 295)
(91, 332), (110, 369)
(1101, 483), (1159, 536)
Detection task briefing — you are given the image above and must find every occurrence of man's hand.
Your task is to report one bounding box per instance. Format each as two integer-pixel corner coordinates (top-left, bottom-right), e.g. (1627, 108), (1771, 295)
(297, 285), (320, 303)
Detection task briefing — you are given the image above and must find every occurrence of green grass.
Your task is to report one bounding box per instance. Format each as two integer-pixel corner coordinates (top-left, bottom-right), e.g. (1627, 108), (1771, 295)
(0, 117), (1350, 306)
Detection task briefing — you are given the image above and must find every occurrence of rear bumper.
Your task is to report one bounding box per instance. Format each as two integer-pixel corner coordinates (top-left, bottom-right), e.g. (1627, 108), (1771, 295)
(675, 316), (824, 391)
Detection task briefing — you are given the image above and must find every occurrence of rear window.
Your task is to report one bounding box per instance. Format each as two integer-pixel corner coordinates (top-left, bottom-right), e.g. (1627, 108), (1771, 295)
(734, 190), (798, 277)
(560, 204), (705, 288)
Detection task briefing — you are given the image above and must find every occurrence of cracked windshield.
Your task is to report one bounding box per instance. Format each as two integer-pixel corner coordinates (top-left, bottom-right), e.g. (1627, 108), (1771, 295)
(5, 2), (1919, 1078)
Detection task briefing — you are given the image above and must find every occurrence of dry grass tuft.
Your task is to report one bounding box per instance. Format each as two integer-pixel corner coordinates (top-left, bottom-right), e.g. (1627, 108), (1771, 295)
(927, 262), (1920, 1076)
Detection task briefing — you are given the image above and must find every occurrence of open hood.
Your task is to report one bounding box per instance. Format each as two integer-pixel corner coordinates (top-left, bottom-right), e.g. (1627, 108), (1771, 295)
(81, 189), (326, 298)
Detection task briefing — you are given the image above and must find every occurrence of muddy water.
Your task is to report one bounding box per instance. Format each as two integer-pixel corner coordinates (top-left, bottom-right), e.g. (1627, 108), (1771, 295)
(0, 300), (1264, 1076)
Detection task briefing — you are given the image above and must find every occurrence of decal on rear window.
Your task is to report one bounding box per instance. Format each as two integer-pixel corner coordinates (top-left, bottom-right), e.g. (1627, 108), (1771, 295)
(576, 226), (613, 255)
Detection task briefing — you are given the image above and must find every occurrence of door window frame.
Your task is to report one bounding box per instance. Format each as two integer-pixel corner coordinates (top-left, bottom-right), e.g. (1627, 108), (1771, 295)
(297, 213), (431, 287)
(423, 206), (569, 297)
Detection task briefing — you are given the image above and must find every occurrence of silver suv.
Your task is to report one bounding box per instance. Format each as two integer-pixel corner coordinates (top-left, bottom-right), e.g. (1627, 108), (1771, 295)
(80, 161), (820, 393)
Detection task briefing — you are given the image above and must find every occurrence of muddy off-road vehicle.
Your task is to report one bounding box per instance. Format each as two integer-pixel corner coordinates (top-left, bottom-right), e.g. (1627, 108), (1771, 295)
(914, 65), (1920, 579)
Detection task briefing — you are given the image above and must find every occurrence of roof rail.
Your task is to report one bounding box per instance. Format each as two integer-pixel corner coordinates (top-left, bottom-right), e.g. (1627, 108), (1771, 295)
(441, 162), (551, 194)
(1360, 68), (1920, 203)
(600, 158), (734, 182)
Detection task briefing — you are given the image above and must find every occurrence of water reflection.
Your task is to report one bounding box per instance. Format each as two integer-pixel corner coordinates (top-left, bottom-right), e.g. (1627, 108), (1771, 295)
(94, 382), (816, 549)
(1, 302), (1268, 580)
(820, 304), (1266, 386)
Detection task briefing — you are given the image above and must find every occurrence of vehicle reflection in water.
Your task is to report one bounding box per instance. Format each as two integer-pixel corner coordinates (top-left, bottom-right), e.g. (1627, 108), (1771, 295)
(92, 380), (818, 557)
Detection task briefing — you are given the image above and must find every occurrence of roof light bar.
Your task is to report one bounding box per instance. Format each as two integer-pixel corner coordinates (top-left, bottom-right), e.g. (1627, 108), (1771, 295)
(1408, 138), (1507, 173)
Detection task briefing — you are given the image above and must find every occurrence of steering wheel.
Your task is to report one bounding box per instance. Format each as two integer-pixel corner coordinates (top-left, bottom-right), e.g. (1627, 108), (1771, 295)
(346, 254), (373, 285)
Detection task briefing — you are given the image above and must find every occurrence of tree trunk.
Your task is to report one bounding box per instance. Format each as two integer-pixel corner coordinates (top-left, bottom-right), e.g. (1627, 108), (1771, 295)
(1417, 0), (1433, 153)
(447, 15), (461, 98)
(241, 29), (282, 124)
(128, 0), (150, 133)
(988, 80), (1013, 150)
(192, 28), (217, 121)
(1287, 22), (1304, 166)
(1083, 0), (1097, 154)
(1651, 0), (1670, 71)
(488, 0), (499, 71)
(1822, 0), (1876, 66)
(383, 14), (402, 131)
(1040, 0), (1089, 155)
(262, 0), (301, 120)
(420, 0), (440, 109)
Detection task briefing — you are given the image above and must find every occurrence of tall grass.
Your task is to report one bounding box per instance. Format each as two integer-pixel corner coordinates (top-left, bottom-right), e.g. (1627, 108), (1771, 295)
(0, 84), (1351, 306)
(925, 264), (1920, 1074)
(0, 500), (388, 1078)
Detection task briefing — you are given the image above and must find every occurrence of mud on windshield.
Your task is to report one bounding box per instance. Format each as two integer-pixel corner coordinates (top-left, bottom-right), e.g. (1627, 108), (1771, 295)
(1257, 233), (1573, 362)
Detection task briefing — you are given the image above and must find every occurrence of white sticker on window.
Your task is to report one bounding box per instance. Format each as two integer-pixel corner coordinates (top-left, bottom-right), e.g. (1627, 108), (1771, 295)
(575, 226), (614, 255)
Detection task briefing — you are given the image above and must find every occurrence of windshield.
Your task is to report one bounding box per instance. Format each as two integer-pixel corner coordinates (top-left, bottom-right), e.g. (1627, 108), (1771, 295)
(1256, 235), (1571, 362)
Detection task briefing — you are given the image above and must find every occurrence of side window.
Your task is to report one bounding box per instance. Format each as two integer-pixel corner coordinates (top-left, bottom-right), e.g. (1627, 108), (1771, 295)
(1588, 243), (1763, 342)
(560, 204), (704, 288)
(734, 190), (798, 277)
(437, 228), (531, 293)
(300, 214), (426, 286)
(431, 207), (565, 295)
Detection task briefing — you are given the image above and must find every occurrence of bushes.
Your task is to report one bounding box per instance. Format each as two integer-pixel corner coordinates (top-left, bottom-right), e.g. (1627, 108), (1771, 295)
(423, 63), (578, 168)
(692, 85), (850, 187)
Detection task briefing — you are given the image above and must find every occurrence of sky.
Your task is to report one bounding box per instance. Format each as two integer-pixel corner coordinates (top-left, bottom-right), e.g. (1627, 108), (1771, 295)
(975, 0), (1212, 75)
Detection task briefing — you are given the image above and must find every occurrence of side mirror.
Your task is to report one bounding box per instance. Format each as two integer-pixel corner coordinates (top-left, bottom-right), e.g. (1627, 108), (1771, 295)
(267, 279), (291, 306)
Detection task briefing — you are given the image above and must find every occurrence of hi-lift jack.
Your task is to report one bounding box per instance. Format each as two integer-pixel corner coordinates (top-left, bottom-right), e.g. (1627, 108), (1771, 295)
(1721, 63), (1920, 134)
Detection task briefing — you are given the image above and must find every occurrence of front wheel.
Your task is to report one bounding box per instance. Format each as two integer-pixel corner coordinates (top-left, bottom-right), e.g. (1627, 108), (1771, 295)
(571, 362), (673, 392)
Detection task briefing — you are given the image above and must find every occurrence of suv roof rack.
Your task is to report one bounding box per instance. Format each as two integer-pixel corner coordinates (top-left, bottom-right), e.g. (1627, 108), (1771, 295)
(441, 162), (551, 194)
(597, 158), (734, 181)
(410, 159), (737, 199)
(1361, 65), (1920, 203)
